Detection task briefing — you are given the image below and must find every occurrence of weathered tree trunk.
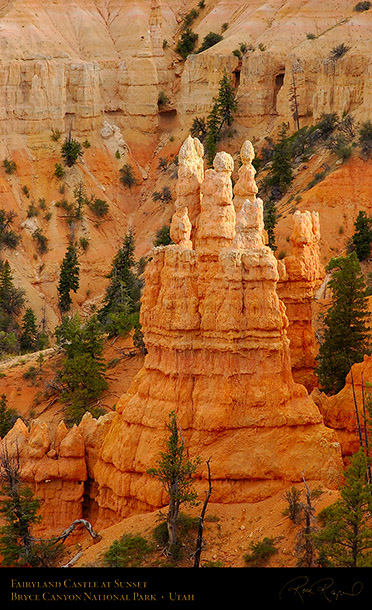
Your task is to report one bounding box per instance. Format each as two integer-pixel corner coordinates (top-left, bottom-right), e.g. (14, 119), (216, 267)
(194, 459), (212, 568)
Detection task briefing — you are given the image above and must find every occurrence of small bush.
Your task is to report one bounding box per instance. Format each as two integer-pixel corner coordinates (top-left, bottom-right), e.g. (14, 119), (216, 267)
(162, 39), (169, 49)
(154, 224), (173, 247)
(79, 237), (89, 252)
(282, 487), (302, 522)
(182, 9), (199, 30)
(88, 197), (109, 217)
(103, 534), (153, 568)
(38, 198), (46, 210)
(82, 139), (91, 148)
(3, 158), (17, 174)
(119, 163), (138, 189)
(307, 170), (327, 190)
(329, 43), (350, 61)
(115, 150), (121, 159)
(197, 32), (223, 53)
(152, 186), (172, 204)
(198, 0), (205, 8)
(244, 537), (278, 566)
(51, 128), (62, 141)
(54, 163), (65, 178)
(23, 366), (38, 382)
(22, 185), (30, 198)
(358, 120), (372, 158)
(307, 33), (316, 39)
(32, 229), (48, 254)
(176, 28), (198, 59)
(27, 203), (38, 218)
(158, 157), (169, 172)
(61, 136), (83, 167)
(158, 91), (169, 107)
(354, 1), (371, 10)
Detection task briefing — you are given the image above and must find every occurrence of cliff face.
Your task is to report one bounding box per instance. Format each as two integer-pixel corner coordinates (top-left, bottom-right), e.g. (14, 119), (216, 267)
(93, 137), (342, 527)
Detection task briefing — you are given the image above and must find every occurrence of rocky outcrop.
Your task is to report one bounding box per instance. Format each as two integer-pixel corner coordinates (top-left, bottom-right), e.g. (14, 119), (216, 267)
(0, 411), (114, 538)
(93, 138), (343, 527)
(278, 210), (325, 391)
(312, 355), (372, 460)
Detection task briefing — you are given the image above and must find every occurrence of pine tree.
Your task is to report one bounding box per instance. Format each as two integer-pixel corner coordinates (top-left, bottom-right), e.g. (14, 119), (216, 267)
(0, 394), (18, 438)
(263, 198), (277, 251)
(0, 261), (25, 321)
(57, 243), (80, 313)
(61, 133), (83, 167)
(266, 123), (293, 199)
(315, 448), (372, 567)
(352, 210), (372, 261)
(98, 230), (143, 337)
(55, 314), (108, 425)
(147, 412), (200, 554)
(19, 308), (38, 353)
(204, 70), (238, 166)
(316, 252), (370, 395)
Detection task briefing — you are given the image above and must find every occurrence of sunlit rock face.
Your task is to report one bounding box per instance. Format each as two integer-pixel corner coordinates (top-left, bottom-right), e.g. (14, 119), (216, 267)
(93, 139), (342, 527)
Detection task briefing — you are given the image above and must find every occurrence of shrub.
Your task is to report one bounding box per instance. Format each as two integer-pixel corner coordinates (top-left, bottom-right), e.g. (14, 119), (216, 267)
(152, 187), (172, 204)
(3, 159), (16, 174)
(27, 203), (38, 218)
(154, 224), (173, 247)
(32, 229), (48, 254)
(190, 116), (207, 141)
(283, 487), (302, 522)
(244, 537), (278, 566)
(358, 120), (372, 158)
(88, 197), (109, 217)
(176, 29), (198, 59)
(162, 39), (169, 49)
(307, 33), (316, 39)
(354, 1), (371, 10)
(329, 43), (350, 61)
(51, 128), (62, 141)
(158, 157), (169, 172)
(115, 150), (121, 159)
(198, 0), (205, 8)
(79, 237), (89, 252)
(182, 9), (199, 30)
(82, 139), (90, 148)
(103, 534), (153, 568)
(119, 163), (138, 188)
(158, 91), (169, 107)
(0, 394), (18, 437)
(22, 185), (30, 198)
(197, 32), (223, 53)
(61, 135), (83, 167)
(306, 170), (327, 190)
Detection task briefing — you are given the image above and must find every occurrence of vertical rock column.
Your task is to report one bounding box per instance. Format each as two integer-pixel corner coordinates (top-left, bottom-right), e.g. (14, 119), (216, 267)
(277, 210), (325, 391)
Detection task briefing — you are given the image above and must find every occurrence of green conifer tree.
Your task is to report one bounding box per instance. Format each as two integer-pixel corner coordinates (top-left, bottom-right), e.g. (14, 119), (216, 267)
(98, 230), (143, 337)
(19, 308), (38, 353)
(315, 448), (372, 567)
(57, 244), (80, 313)
(316, 252), (370, 395)
(55, 314), (108, 425)
(147, 412), (200, 554)
(352, 210), (372, 261)
(61, 133), (83, 167)
(0, 394), (18, 438)
(204, 70), (238, 166)
(266, 123), (293, 199)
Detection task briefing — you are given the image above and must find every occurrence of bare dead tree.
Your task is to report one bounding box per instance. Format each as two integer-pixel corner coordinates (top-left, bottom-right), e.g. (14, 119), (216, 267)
(361, 372), (372, 484)
(193, 458), (213, 568)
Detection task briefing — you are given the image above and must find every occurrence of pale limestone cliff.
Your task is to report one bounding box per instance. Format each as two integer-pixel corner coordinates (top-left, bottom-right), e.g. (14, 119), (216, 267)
(93, 139), (343, 527)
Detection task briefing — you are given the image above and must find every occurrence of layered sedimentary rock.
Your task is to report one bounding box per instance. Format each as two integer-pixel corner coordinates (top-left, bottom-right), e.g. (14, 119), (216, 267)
(94, 139), (343, 526)
(278, 210), (325, 391)
(0, 411), (114, 537)
(312, 355), (372, 460)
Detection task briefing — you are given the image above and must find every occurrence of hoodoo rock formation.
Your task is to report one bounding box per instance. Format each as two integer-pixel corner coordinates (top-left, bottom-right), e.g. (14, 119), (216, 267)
(278, 210), (325, 392)
(93, 138), (343, 527)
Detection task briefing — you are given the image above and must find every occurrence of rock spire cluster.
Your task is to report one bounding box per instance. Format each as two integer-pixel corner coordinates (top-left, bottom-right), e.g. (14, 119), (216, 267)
(93, 138), (343, 526)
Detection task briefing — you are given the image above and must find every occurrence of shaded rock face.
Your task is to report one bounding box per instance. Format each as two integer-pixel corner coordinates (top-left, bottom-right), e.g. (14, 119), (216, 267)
(93, 138), (343, 527)
(0, 412), (114, 538)
(278, 210), (325, 392)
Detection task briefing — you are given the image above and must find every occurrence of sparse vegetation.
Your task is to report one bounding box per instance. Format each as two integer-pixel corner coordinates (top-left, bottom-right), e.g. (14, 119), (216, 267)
(119, 163), (138, 189)
(58, 243), (80, 313)
(157, 90), (169, 107)
(244, 537), (278, 566)
(32, 229), (48, 254)
(103, 534), (153, 568)
(175, 28), (198, 60)
(329, 43), (350, 61)
(51, 128), (62, 142)
(61, 133), (83, 167)
(352, 210), (372, 261)
(2, 159), (16, 175)
(0, 210), (20, 250)
(26, 203), (38, 218)
(204, 70), (237, 165)
(0, 394), (18, 438)
(197, 32), (223, 53)
(88, 197), (109, 218)
(354, 1), (371, 11)
(153, 224), (173, 247)
(358, 120), (372, 158)
(152, 186), (172, 204)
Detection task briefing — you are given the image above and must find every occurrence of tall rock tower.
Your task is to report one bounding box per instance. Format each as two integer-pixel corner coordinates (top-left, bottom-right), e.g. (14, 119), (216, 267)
(94, 139), (343, 526)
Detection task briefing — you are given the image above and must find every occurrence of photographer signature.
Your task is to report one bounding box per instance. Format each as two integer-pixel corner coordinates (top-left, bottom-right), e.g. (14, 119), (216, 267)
(279, 576), (363, 604)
